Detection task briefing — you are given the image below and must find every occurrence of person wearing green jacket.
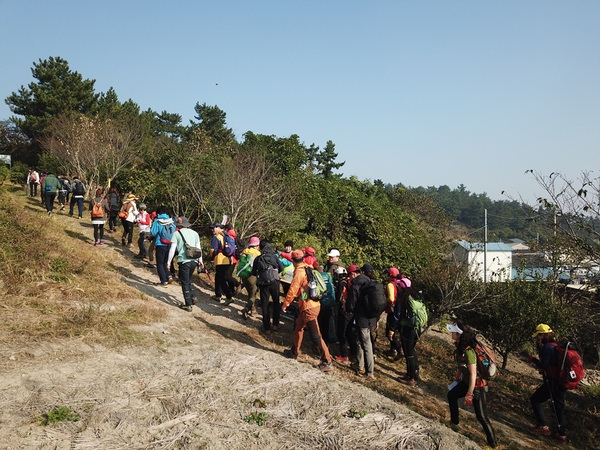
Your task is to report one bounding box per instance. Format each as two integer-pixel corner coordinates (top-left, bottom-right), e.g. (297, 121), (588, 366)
(41, 172), (61, 215)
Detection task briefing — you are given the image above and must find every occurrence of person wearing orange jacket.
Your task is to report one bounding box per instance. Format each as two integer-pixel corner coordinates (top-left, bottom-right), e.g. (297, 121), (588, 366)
(281, 250), (333, 372)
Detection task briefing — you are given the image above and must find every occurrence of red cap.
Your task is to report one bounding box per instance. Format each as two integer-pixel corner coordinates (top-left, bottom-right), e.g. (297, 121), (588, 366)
(291, 249), (304, 260)
(347, 264), (360, 273)
(387, 267), (400, 277)
(303, 247), (316, 256)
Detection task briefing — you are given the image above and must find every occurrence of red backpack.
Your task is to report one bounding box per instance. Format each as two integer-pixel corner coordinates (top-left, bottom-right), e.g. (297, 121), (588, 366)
(549, 342), (585, 390)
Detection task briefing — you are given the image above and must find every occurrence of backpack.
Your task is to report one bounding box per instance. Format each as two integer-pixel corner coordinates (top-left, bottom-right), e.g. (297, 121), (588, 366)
(220, 231), (236, 257)
(91, 200), (104, 219)
(158, 222), (175, 245)
(177, 230), (203, 259)
(305, 267), (328, 301)
(254, 256), (280, 286)
(361, 280), (387, 319)
(73, 181), (85, 196)
(236, 253), (255, 279)
(408, 296), (429, 335)
(474, 340), (498, 380)
(234, 236), (246, 260)
(549, 342), (585, 390)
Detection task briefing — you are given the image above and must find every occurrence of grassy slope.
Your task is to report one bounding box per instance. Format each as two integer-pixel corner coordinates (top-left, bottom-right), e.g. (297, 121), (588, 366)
(0, 183), (597, 449)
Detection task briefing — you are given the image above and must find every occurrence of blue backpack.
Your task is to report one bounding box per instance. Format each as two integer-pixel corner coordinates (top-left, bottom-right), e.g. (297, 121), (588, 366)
(221, 231), (236, 257)
(159, 222), (175, 245)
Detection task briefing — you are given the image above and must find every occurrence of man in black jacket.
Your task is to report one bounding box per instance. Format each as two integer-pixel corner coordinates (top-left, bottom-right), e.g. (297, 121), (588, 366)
(251, 241), (284, 335)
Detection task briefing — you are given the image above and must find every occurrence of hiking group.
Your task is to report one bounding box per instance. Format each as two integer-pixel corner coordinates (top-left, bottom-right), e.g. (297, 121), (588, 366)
(26, 172), (584, 448)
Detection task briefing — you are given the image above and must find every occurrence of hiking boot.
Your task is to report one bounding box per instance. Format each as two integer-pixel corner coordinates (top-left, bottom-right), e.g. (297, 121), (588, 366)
(318, 362), (334, 372)
(99, 240), (105, 245)
(384, 349), (398, 358)
(334, 355), (350, 365)
(529, 425), (551, 436)
(167, 277), (173, 284)
(224, 298), (234, 306)
(553, 433), (567, 443)
(362, 374), (375, 381)
(94, 241), (99, 246)
(180, 305), (192, 312)
(283, 349), (297, 359)
(398, 377), (417, 386)
(211, 295), (222, 302)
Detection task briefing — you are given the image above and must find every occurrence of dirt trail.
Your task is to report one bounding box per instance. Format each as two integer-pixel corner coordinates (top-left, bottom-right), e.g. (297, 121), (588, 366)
(0, 216), (483, 450)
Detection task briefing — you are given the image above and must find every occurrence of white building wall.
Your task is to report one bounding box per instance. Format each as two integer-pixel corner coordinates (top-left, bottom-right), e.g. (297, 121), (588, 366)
(468, 251), (512, 281)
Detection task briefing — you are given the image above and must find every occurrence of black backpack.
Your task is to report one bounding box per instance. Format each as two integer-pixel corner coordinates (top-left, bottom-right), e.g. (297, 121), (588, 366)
(360, 280), (387, 319)
(254, 256), (279, 286)
(234, 236), (246, 260)
(73, 181), (85, 196)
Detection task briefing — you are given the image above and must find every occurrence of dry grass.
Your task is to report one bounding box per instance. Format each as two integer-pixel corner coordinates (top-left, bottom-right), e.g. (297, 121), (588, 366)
(0, 184), (165, 347)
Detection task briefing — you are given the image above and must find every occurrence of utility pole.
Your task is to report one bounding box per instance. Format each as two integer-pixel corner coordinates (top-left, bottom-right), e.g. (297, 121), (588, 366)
(484, 209), (488, 283)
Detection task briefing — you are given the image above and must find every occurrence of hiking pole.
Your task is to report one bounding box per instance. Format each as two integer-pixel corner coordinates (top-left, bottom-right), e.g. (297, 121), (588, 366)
(543, 374), (561, 431)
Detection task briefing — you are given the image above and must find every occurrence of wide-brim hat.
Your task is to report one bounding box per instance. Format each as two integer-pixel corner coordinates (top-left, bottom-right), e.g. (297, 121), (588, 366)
(126, 194), (138, 201)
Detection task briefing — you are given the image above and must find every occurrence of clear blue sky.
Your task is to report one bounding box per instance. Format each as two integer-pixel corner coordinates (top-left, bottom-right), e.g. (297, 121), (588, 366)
(1, 1), (598, 202)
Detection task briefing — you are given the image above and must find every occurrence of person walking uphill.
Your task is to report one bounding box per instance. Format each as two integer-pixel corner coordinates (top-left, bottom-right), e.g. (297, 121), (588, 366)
(238, 236), (261, 319)
(208, 223), (234, 305)
(167, 216), (202, 312)
(41, 171), (61, 215)
(527, 323), (568, 443)
(89, 189), (109, 246)
(252, 241), (284, 334)
(120, 194), (138, 247)
(150, 207), (175, 287)
(446, 321), (497, 448)
(281, 250), (333, 372)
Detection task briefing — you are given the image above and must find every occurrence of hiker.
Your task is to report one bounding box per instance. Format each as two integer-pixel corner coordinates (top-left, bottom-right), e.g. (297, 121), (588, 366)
(167, 216), (202, 312)
(208, 223), (234, 305)
(316, 265), (336, 345)
(334, 265), (356, 365)
(120, 194), (139, 247)
(447, 321), (497, 448)
(281, 249), (334, 372)
(41, 171), (60, 215)
(527, 323), (567, 443)
(135, 203), (151, 259)
(27, 168), (39, 197)
(150, 207), (175, 287)
(89, 188), (109, 246)
(146, 210), (158, 268)
(69, 176), (86, 219)
(389, 274), (420, 386)
(223, 223), (242, 296)
(252, 241), (284, 334)
(346, 263), (376, 380)
(324, 248), (345, 344)
(106, 186), (121, 233)
(57, 174), (70, 211)
(384, 267), (402, 360)
(238, 236), (261, 319)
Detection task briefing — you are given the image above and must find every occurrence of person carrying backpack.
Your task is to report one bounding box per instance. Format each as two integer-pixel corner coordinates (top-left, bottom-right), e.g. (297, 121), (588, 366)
(239, 236), (261, 320)
(384, 267), (402, 360)
(446, 321), (498, 448)
(208, 223), (234, 305)
(281, 249), (333, 372)
(527, 323), (568, 443)
(89, 188), (109, 246)
(345, 264), (378, 381)
(388, 275), (420, 386)
(69, 176), (86, 219)
(150, 207), (175, 287)
(251, 241), (283, 334)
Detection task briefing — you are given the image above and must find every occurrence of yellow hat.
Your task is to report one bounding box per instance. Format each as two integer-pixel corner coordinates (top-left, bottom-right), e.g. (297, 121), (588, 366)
(532, 323), (552, 338)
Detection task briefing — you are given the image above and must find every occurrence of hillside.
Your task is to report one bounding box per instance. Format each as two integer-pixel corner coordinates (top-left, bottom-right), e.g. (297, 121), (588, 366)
(0, 184), (596, 449)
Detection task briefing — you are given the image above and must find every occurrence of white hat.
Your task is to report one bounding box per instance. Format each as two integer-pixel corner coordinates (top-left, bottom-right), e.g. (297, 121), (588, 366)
(446, 323), (463, 334)
(327, 249), (341, 258)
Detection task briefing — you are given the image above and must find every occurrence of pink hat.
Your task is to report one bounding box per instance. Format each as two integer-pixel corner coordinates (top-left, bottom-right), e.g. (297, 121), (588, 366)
(248, 236), (260, 247)
(387, 267), (400, 277)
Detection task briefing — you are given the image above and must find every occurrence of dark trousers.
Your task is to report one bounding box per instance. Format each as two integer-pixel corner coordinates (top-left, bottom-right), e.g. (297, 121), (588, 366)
(448, 381), (497, 447)
(93, 224), (105, 242)
(155, 245), (170, 284)
(318, 306), (334, 344)
(215, 264), (232, 299)
(259, 281), (280, 331)
(44, 192), (56, 212)
(336, 304), (357, 358)
(386, 312), (402, 355)
(225, 263), (240, 292)
(69, 197), (84, 217)
(108, 210), (119, 231)
(531, 379), (566, 436)
(178, 260), (198, 306)
(29, 181), (37, 197)
(58, 191), (67, 207)
(121, 219), (134, 244)
(138, 231), (149, 257)
(400, 325), (419, 380)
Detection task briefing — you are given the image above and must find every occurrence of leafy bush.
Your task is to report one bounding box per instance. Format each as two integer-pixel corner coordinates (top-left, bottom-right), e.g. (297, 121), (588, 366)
(41, 406), (79, 425)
